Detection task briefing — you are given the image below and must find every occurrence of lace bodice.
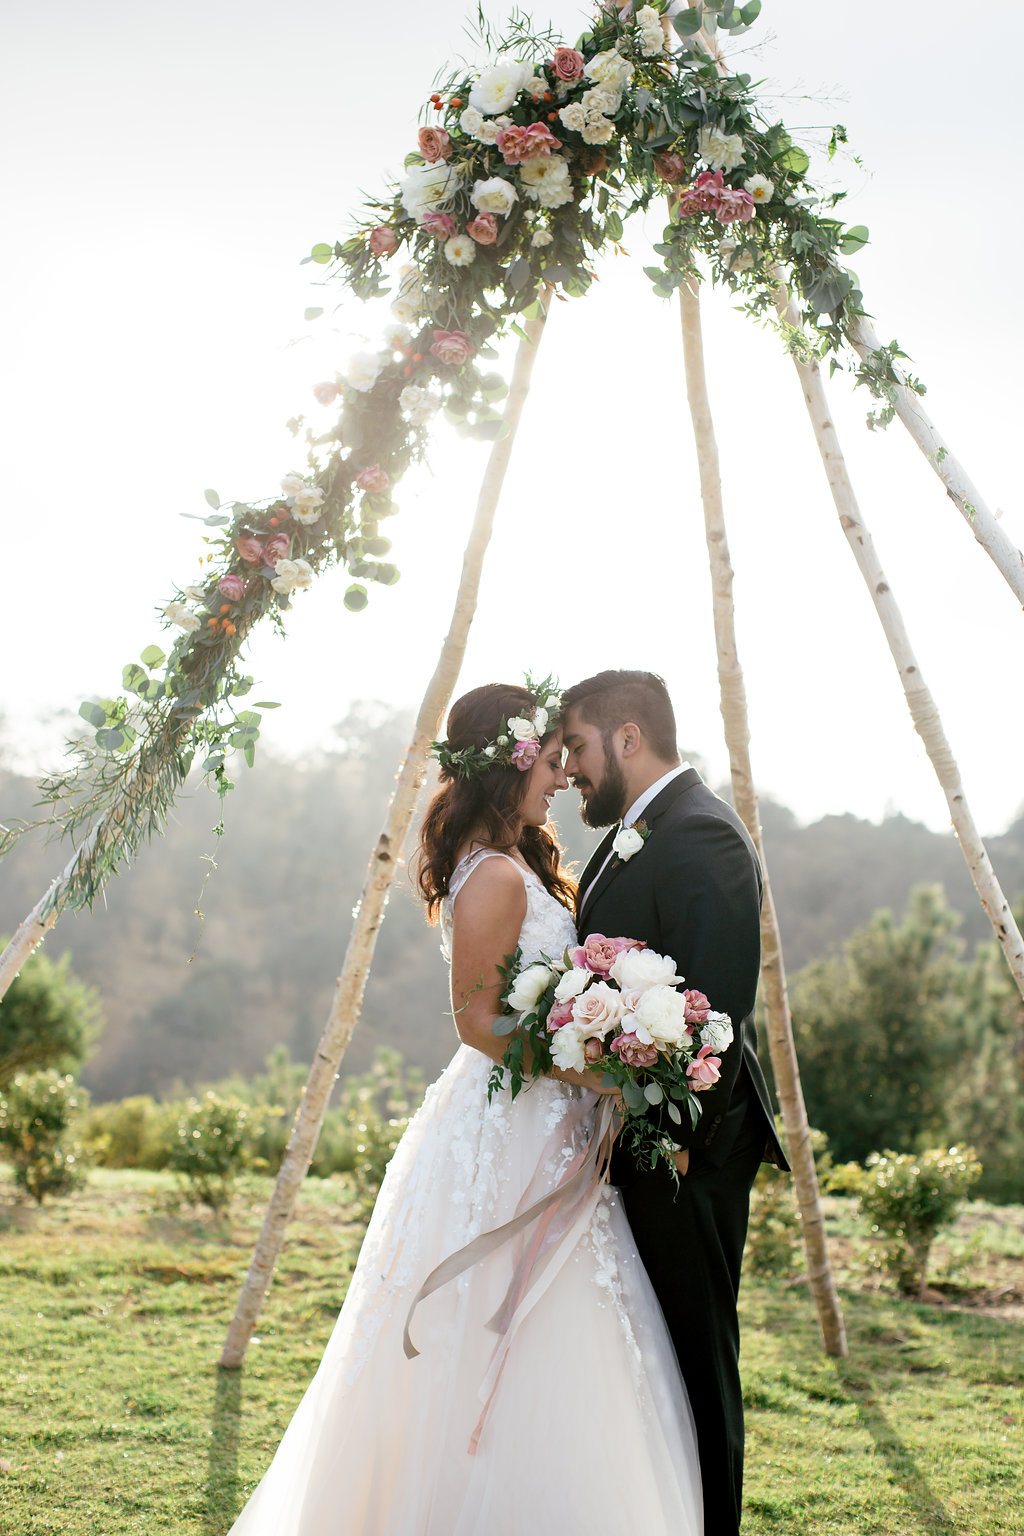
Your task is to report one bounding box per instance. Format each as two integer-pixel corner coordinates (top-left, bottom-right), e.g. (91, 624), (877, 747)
(440, 848), (576, 967)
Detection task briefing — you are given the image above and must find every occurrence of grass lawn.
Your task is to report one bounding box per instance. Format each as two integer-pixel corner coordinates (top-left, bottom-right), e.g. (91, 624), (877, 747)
(1, 1170), (1022, 1535)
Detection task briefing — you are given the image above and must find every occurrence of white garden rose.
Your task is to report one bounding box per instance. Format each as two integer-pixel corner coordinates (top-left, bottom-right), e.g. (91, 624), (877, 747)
(270, 557), (314, 595)
(398, 384), (442, 425)
(550, 1024), (588, 1073)
(743, 172), (774, 205)
(507, 962), (555, 1013)
(531, 227), (554, 247)
(459, 104), (485, 136)
(611, 825), (645, 861)
(469, 60), (530, 115)
(163, 601), (201, 633)
(346, 351), (383, 393)
(582, 114), (615, 146)
(558, 103), (587, 134)
(637, 7), (666, 55)
(470, 176), (519, 217)
(701, 1012), (734, 1053)
(554, 967), (592, 1003)
(519, 154), (573, 208)
(507, 715), (539, 741)
(290, 484), (325, 525)
(631, 984), (689, 1048)
(698, 123), (745, 172)
(399, 160), (459, 222)
(443, 234), (477, 267)
(610, 945), (685, 994)
(532, 707), (549, 734)
(280, 472), (305, 497)
(525, 74), (548, 101)
(584, 49), (633, 94)
(581, 86), (620, 117)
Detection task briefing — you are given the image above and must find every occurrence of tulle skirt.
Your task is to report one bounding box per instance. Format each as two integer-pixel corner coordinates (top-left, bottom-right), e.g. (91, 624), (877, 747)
(227, 1044), (703, 1535)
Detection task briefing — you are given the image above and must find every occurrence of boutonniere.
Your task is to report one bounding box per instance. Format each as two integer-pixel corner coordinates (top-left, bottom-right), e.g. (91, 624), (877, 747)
(611, 818), (651, 863)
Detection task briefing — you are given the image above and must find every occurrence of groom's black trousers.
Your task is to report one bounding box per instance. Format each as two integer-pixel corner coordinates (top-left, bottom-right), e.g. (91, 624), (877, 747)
(615, 1093), (765, 1536)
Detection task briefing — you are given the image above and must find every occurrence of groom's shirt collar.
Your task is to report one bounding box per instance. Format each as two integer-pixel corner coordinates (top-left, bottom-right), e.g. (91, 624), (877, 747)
(623, 763), (691, 828)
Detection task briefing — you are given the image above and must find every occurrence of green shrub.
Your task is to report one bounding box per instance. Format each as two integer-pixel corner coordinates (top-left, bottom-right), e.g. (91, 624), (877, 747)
(80, 1095), (175, 1169)
(339, 1048), (425, 1216)
(167, 1092), (262, 1212)
(746, 1122), (831, 1278)
(0, 1071), (88, 1204)
(833, 1145), (982, 1296)
(0, 945), (103, 1087)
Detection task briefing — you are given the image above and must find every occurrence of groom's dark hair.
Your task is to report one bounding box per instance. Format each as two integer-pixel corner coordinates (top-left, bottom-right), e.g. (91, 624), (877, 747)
(562, 670), (679, 763)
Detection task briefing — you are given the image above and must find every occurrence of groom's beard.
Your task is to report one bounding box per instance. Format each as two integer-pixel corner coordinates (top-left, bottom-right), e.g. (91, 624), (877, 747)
(576, 753), (628, 829)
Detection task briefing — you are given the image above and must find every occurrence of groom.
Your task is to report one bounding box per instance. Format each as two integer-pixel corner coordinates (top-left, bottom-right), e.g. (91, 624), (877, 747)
(562, 669), (787, 1536)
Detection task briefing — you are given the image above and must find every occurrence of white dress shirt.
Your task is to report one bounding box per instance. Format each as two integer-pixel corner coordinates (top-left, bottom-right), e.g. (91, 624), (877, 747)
(580, 763), (692, 913)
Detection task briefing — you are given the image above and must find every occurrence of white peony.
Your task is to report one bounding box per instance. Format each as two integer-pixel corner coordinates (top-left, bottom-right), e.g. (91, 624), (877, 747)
(468, 60), (530, 115)
(280, 473), (305, 497)
(519, 154), (573, 208)
(610, 945), (685, 994)
(582, 114), (615, 146)
(399, 159), (459, 222)
(459, 104), (485, 136)
(399, 384), (442, 425)
(701, 1012), (734, 1053)
(698, 123), (745, 172)
(507, 962), (555, 1013)
(550, 1024), (588, 1073)
(471, 176), (519, 217)
(743, 172), (774, 205)
(290, 484), (325, 525)
(612, 825), (645, 861)
(554, 967), (592, 1003)
(507, 715), (539, 741)
(443, 234), (477, 267)
(163, 601), (201, 632)
(584, 49), (633, 94)
(346, 351), (383, 393)
(270, 557), (314, 595)
(558, 103), (587, 134)
(630, 985), (690, 1048)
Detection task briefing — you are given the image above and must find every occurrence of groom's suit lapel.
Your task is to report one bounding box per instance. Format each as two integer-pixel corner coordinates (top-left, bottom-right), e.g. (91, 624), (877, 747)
(575, 827), (617, 927)
(577, 768), (705, 933)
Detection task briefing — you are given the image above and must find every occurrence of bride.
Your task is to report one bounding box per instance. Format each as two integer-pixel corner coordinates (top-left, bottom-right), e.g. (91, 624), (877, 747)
(226, 681), (703, 1535)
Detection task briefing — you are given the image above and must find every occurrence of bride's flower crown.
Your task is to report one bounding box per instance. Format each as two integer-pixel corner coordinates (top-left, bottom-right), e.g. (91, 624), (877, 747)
(431, 674), (563, 780)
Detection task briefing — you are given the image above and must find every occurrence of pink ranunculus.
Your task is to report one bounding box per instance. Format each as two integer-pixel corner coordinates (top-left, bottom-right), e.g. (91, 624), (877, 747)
(417, 126), (452, 163)
(583, 1036), (605, 1065)
(687, 1044), (722, 1091)
(551, 45), (585, 82)
(429, 329), (475, 367)
(496, 121), (560, 165)
(715, 187), (756, 224)
(511, 739), (541, 771)
(466, 213), (499, 245)
(655, 150), (687, 184)
(356, 464), (391, 493)
(312, 381), (341, 406)
(674, 171), (726, 220)
(368, 224), (398, 257)
(217, 573), (244, 601)
(236, 536), (264, 564)
(262, 533), (291, 568)
(421, 211), (457, 240)
(682, 988), (711, 1025)
(610, 1032), (659, 1069)
(547, 1001), (577, 1032)
(570, 933), (644, 976)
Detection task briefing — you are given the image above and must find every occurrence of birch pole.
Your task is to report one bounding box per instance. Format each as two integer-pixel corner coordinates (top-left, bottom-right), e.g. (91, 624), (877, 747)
(777, 289), (1024, 1002)
(678, 275), (847, 1357)
(219, 292), (552, 1369)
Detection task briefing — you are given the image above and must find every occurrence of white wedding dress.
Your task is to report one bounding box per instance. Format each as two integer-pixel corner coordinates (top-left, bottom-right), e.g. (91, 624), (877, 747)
(227, 850), (702, 1535)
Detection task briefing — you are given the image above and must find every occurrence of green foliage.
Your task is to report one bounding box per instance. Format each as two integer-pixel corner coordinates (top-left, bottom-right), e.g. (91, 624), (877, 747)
(167, 1091), (262, 1213)
(79, 1094), (174, 1170)
(832, 1145), (981, 1296)
(338, 1047), (425, 1216)
(0, 943), (103, 1087)
(0, 1070), (87, 1204)
(746, 1122), (831, 1278)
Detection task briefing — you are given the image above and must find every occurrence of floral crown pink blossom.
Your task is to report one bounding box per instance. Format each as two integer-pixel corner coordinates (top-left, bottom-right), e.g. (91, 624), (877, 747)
(431, 673), (563, 780)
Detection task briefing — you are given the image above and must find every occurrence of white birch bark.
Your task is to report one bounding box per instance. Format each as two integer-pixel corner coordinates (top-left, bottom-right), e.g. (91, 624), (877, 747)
(678, 276), (848, 1357)
(219, 294), (552, 1368)
(0, 828), (103, 998)
(777, 289), (1024, 1001)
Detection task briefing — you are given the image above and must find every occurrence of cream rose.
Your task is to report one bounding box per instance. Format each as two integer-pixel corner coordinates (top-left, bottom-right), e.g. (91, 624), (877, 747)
(582, 115), (615, 146)
(698, 124), (745, 172)
(572, 980), (626, 1036)
(531, 227), (553, 247)
(163, 601), (201, 633)
(519, 154), (573, 208)
(558, 103), (587, 134)
(346, 352), (383, 393)
(459, 104), (485, 137)
(470, 176), (519, 217)
(507, 962), (555, 1013)
(270, 557), (314, 595)
(630, 984), (689, 1048)
(398, 384), (442, 425)
(553, 967), (592, 1003)
(506, 715), (539, 741)
(468, 60), (530, 116)
(280, 472), (305, 497)
(610, 945), (684, 994)
(584, 49), (633, 94)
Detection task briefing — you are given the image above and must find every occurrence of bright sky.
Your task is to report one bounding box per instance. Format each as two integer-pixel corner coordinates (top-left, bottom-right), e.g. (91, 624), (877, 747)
(2, 0), (1022, 837)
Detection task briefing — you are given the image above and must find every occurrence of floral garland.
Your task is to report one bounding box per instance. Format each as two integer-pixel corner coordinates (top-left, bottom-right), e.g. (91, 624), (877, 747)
(431, 674), (563, 778)
(3, 0), (923, 913)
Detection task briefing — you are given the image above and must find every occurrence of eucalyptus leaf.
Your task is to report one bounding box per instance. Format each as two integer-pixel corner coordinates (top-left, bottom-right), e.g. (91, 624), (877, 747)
(243, 741), (256, 768)
(140, 645), (165, 669)
(643, 1082), (665, 1105)
(667, 1099), (683, 1125)
(122, 664), (147, 693)
(252, 700), (281, 709)
(78, 702), (107, 729)
(506, 257), (531, 291)
(204, 488), (220, 509)
(839, 224), (869, 255)
(740, 0), (761, 21)
(492, 1017), (519, 1036)
(778, 144), (811, 176)
(310, 243), (333, 265)
(344, 583), (368, 612)
(304, 307), (324, 321)
(673, 1), (703, 27)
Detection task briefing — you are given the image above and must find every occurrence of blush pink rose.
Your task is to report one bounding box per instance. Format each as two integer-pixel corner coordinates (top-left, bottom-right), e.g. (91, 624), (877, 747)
(512, 739), (541, 771)
(429, 329), (475, 366)
(570, 933), (644, 975)
(687, 1044), (722, 1091)
(551, 46), (585, 82)
(675, 169), (725, 218)
(715, 186), (755, 224)
(313, 381), (341, 406)
(217, 573), (244, 601)
(682, 989), (710, 1024)
(655, 150), (687, 184)
(547, 1001), (577, 1032)
(236, 536), (264, 564)
(356, 464), (391, 493)
(368, 225), (398, 257)
(610, 1032), (658, 1069)
(421, 211), (456, 240)
(417, 126), (452, 163)
(262, 533), (291, 567)
(583, 1036), (605, 1065)
(466, 213), (499, 245)
(496, 122), (560, 164)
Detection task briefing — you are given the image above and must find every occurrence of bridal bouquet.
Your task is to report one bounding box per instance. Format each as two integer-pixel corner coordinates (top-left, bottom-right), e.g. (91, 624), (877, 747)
(490, 933), (734, 1173)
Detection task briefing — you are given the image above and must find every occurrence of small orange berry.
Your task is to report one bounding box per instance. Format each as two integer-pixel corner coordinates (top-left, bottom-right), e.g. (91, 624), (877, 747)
(269, 515), (280, 526)
(220, 603), (230, 614)
(547, 111), (558, 122)
(223, 621), (236, 636)
(208, 617), (219, 628)
(543, 91), (552, 102)
(450, 96), (463, 108)
(412, 352), (423, 363)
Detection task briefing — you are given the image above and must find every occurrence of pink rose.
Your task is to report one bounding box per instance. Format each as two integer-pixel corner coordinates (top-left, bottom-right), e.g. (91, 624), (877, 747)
(570, 933), (644, 975)
(466, 213), (499, 245)
(687, 1044), (722, 1091)
(421, 211), (456, 240)
(655, 150), (687, 184)
(715, 186), (755, 224)
(675, 170), (725, 218)
(236, 536), (264, 564)
(610, 1032), (659, 1069)
(262, 533), (291, 568)
(583, 1036), (605, 1065)
(312, 381), (341, 406)
(368, 225), (398, 257)
(429, 329), (475, 367)
(496, 122), (560, 165)
(551, 46), (585, 82)
(682, 989), (710, 1025)
(217, 573), (244, 601)
(547, 1001), (577, 1032)
(512, 739), (541, 771)
(356, 464), (390, 493)
(417, 126), (452, 163)
(573, 985), (624, 1036)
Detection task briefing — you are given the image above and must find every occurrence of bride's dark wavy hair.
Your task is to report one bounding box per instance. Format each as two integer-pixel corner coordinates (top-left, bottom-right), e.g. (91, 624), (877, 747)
(417, 683), (577, 922)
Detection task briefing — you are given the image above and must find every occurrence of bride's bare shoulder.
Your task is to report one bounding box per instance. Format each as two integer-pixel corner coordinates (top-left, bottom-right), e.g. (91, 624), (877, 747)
(450, 850), (528, 913)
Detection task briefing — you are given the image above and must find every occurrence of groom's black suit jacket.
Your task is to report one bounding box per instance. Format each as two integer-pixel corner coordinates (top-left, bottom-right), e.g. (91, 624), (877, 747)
(576, 768), (786, 1171)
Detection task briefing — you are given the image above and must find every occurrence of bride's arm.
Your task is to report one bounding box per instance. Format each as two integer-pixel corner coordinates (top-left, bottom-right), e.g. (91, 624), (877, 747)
(448, 858), (529, 1066)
